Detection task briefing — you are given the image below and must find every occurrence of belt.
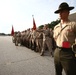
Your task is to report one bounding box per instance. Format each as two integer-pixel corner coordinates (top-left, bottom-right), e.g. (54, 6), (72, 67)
(45, 36), (49, 37)
(56, 46), (72, 50)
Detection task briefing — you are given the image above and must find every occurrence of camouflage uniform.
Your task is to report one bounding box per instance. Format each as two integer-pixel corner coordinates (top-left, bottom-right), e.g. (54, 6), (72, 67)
(41, 28), (53, 56)
(36, 25), (53, 56)
(35, 31), (43, 52)
(15, 31), (21, 46)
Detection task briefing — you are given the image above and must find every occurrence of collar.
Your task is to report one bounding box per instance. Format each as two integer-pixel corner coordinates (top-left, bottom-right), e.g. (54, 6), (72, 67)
(54, 20), (71, 29)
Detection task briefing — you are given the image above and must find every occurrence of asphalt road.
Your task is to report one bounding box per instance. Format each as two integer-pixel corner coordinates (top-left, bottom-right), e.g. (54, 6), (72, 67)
(0, 36), (65, 75)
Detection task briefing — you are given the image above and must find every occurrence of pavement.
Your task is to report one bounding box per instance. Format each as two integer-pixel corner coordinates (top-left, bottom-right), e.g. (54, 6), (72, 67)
(0, 36), (65, 75)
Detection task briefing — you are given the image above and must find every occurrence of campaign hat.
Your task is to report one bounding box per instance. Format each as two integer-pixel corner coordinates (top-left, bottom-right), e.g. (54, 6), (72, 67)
(54, 2), (74, 14)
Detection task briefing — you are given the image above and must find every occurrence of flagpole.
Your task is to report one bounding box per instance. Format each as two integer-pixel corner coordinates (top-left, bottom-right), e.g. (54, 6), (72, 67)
(32, 15), (34, 18)
(32, 15), (37, 30)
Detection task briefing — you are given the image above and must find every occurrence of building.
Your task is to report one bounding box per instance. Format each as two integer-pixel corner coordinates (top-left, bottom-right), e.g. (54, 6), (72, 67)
(69, 12), (76, 21)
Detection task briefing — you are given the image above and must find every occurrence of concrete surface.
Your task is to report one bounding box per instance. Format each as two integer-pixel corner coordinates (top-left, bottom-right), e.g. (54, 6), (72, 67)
(0, 36), (65, 75)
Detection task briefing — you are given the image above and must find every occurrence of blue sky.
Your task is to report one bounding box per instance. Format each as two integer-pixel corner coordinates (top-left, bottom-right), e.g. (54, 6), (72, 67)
(0, 0), (76, 34)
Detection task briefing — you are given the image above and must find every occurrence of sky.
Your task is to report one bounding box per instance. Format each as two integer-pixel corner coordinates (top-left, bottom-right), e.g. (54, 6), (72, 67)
(0, 0), (76, 34)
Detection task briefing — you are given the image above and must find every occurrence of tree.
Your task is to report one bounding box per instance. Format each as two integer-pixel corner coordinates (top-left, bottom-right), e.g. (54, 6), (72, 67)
(38, 25), (44, 29)
(38, 19), (60, 29)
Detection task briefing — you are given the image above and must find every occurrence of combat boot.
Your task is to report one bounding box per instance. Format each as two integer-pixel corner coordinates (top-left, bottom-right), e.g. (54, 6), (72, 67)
(50, 52), (54, 57)
(40, 50), (44, 56)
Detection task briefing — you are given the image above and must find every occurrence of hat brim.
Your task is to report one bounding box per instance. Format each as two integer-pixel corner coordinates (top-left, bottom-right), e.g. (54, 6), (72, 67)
(54, 7), (74, 14)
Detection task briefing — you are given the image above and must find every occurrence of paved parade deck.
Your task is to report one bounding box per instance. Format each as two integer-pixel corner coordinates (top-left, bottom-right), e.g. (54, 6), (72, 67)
(0, 36), (65, 75)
